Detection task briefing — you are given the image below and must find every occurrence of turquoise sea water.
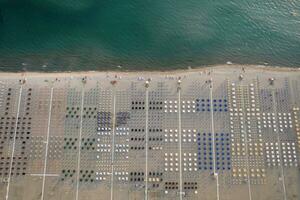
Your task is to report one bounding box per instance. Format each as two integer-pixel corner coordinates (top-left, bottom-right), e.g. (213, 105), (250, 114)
(0, 0), (299, 71)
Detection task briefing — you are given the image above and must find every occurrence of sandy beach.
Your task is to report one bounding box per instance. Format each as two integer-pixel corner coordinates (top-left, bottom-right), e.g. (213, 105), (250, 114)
(0, 65), (299, 78)
(0, 64), (299, 200)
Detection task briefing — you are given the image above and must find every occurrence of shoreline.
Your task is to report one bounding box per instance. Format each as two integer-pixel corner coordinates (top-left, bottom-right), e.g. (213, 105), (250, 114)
(0, 64), (299, 77)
